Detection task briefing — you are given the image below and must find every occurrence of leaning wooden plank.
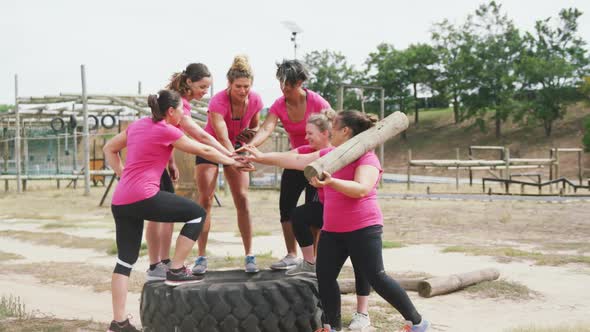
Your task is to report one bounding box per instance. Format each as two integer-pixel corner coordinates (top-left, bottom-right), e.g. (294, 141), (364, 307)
(304, 111), (409, 180)
(417, 268), (500, 298)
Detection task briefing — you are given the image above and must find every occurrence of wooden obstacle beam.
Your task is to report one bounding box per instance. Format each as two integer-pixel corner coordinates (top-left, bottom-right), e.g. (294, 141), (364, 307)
(417, 268), (500, 298)
(304, 111), (409, 180)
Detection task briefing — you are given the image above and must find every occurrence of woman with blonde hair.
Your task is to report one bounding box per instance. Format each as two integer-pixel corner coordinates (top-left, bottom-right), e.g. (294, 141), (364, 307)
(192, 55), (263, 274)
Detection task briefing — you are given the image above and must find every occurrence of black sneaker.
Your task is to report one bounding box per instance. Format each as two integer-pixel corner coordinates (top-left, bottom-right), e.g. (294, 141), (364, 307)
(107, 318), (141, 332)
(165, 266), (205, 286)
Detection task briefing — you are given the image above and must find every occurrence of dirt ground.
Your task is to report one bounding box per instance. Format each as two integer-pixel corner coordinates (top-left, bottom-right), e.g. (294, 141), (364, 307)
(0, 182), (589, 332)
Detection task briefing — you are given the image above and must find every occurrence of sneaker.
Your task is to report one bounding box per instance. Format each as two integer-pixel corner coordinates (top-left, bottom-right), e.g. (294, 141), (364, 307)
(349, 312), (370, 330)
(245, 255), (260, 273)
(145, 262), (168, 281)
(270, 255), (300, 270)
(191, 256), (208, 275)
(402, 319), (430, 332)
(165, 266), (205, 286)
(314, 328), (336, 332)
(285, 260), (316, 276)
(107, 318), (141, 332)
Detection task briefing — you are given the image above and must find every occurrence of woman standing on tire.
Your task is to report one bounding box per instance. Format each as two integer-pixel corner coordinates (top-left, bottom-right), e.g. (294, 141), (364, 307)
(240, 110), (430, 332)
(248, 59), (330, 270)
(145, 63), (231, 282)
(104, 90), (249, 332)
(192, 55), (263, 274)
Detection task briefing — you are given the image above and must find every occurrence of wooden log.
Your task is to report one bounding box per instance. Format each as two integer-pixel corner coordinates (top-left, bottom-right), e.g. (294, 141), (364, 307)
(304, 111), (409, 180)
(417, 268), (500, 298)
(339, 276), (426, 294)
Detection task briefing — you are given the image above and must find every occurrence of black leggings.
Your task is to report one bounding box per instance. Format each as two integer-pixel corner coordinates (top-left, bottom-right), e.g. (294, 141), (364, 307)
(111, 191), (206, 276)
(159, 169), (174, 193)
(316, 225), (422, 327)
(292, 201), (371, 297)
(279, 169), (316, 222)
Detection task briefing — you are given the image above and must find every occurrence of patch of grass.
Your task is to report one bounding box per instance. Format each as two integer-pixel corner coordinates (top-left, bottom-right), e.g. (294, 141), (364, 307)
(41, 222), (104, 230)
(0, 251), (24, 262)
(0, 263), (145, 294)
(382, 240), (404, 249)
(442, 245), (590, 267)
(0, 295), (29, 320)
(0, 230), (114, 254)
(464, 279), (540, 300)
(505, 323), (590, 332)
(539, 242), (590, 254)
(235, 230), (272, 237)
(0, 295), (104, 331)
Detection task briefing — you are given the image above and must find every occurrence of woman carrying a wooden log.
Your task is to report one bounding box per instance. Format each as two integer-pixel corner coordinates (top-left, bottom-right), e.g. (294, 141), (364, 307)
(239, 110), (430, 332)
(248, 59), (331, 271)
(103, 90), (250, 332)
(144, 63), (232, 282)
(191, 55), (263, 274)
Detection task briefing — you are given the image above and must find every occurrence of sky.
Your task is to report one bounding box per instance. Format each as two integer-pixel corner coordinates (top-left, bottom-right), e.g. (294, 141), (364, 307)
(1, 0), (589, 107)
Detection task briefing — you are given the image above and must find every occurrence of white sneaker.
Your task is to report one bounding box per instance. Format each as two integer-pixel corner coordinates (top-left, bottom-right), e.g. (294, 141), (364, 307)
(270, 255), (300, 270)
(349, 312), (370, 330)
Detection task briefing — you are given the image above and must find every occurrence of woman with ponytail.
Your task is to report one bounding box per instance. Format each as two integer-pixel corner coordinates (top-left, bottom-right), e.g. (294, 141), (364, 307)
(240, 110), (430, 332)
(190, 55), (263, 275)
(145, 63), (232, 282)
(103, 90), (250, 332)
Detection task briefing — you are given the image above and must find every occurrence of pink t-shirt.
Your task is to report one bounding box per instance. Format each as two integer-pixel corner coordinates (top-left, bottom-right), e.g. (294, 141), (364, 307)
(112, 117), (184, 205)
(296, 144), (324, 203)
(204, 90), (263, 145)
(269, 89), (330, 149)
(319, 147), (383, 232)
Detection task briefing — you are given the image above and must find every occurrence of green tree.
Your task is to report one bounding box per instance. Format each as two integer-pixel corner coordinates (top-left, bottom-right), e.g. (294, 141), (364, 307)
(0, 105), (13, 113)
(303, 50), (359, 109)
(366, 43), (413, 139)
(462, 1), (523, 138)
(431, 19), (477, 124)
(518, 8), (588, 137)
(405, 43), (437, 125)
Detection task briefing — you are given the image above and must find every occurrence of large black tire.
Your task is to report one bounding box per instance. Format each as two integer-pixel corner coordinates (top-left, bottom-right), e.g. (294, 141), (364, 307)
(140, 270), (323, 332)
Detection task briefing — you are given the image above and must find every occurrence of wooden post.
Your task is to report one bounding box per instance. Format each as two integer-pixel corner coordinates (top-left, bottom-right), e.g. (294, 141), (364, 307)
(15, 74), (22, 193)
(578, 151), (583, 185)
(73, 126), (78, 171)
(407, 149), (412, 191)
(555, 149), (560, 179)
(304, 112), (409, 181)
(3, 121), (8, 191)
(22, 121), (29, 177)
(504, 148), (510, 194)
(468, 147), (473, 186)
(455, 148), (460, 191)
(549, 148), (554, 181)
(81, 65), (91, 196)
(56, 133), (61, 189)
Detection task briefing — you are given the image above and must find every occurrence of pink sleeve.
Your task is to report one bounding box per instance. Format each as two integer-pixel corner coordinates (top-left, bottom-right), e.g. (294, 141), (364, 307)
(208, 95), (229, 116)
(268, 98), (283, 117)
(296, 145), (316, 154)
(319, 147), (335, 157)
(164, 124), (184, 144)
(356, 152), (382, 173)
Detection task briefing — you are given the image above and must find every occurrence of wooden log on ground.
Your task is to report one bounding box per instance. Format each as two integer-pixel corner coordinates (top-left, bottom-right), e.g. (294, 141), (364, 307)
(417, 268), (500, 298)
(304, 111), (409, 180)
(339, 276), (426, 294)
